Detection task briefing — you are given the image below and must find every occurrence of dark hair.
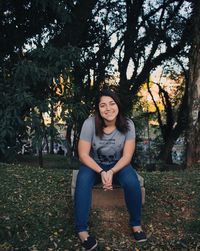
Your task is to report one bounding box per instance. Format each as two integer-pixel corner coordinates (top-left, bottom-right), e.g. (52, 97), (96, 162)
(95, 89), (129, 137)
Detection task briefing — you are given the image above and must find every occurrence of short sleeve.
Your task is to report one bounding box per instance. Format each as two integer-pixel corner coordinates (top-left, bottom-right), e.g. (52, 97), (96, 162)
(125, 119), (136, 140)
(79, 117), (95, 142)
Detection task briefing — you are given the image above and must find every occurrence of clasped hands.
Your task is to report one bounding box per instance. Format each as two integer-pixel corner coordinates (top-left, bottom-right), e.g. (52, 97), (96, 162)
(101, 169), (114, 191)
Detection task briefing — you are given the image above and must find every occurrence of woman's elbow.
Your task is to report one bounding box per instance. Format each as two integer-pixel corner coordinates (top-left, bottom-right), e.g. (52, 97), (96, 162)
(78, 153), (88, 162)
(123, 154), (133, 162)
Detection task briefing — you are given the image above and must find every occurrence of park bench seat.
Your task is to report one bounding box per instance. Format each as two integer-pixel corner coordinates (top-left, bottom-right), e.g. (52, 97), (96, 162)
(71, 169), (145, 208)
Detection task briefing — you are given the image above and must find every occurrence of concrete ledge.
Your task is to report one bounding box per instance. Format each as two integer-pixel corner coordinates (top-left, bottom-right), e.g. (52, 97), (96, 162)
(71, 170), (145, 208)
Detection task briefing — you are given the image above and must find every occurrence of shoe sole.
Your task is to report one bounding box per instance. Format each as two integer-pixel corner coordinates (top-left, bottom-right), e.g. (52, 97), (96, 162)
(135, 238), (147, 243)
(87, 242), (98, 251)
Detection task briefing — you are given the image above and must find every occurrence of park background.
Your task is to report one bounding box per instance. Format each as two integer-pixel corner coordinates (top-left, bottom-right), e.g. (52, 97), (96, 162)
(0, 0), (200, 250)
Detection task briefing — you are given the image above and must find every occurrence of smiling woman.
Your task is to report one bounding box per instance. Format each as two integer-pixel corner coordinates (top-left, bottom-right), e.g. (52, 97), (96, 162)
(98, 96), (119, 124)
(74, 89), (147, 250)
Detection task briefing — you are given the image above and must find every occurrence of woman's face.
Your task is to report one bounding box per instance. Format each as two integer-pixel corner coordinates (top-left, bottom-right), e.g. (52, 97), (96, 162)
(99, 96), (119, 122)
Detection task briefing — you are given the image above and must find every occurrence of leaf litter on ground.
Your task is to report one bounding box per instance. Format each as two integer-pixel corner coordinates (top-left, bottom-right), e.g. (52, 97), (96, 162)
(0, 160), (200, 250)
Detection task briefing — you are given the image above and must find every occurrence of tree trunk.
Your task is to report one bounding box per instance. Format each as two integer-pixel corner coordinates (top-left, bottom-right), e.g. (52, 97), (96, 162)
(159, 138), (174, 164)
(38, 148), (43, 168)
(65, 125), (73, 157)
(186, 0), (200, 167)
(44, 131), (49, 153)
(147, 78), (188, 166)
(50, 102), (54, 154)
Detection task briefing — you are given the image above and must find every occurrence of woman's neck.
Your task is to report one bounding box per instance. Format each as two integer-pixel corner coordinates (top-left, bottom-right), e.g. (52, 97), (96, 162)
(103, 118), (116, 127)
(103, 120), (116, 134)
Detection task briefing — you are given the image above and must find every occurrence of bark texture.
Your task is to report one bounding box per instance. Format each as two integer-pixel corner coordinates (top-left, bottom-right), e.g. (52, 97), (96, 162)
(186, 0), (200, 166)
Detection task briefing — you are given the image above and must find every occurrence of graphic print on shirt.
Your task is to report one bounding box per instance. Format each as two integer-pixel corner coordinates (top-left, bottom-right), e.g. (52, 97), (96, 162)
(96, 138), (118, 163)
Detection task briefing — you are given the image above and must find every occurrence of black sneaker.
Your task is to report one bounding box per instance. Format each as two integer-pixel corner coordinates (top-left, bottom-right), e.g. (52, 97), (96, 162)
(132, 231), (147, 242)
(82, 236), (98, 251)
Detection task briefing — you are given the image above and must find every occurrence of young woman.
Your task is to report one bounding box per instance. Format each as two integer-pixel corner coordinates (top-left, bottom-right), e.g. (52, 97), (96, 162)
(74, 89), (147, 250)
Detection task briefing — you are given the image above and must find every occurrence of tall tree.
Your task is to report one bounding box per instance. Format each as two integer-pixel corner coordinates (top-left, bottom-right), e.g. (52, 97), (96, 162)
(147, 68), (188, 164)
(186, 0), (200, 166)
(118, 0), (192, 114)
(0, 0), (97, 161)
(0, 0), (194, 163)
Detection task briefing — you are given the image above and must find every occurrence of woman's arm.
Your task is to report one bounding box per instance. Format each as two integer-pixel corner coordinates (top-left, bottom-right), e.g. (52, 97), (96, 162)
(110, 139), (135, 174)
(78, 139), (112, 190)
(78, 139), (103, 173)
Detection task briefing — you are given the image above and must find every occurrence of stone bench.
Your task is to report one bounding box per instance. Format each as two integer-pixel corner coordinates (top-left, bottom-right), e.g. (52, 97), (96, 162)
(71, 170), (145, 208)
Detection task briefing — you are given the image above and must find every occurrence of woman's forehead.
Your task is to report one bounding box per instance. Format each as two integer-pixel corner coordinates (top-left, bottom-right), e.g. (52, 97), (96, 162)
(99, 96), (115, 103)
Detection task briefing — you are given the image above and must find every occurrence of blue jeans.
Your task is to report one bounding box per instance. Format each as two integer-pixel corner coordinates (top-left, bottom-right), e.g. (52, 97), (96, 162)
(74, 163), (142, 233)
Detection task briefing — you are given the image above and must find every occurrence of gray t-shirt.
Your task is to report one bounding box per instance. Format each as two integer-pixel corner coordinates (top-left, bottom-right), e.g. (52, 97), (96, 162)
(79, 116), (135, 164)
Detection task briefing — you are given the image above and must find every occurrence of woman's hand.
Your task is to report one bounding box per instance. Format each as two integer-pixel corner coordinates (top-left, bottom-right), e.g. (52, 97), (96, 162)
(101, 170), (113, 191)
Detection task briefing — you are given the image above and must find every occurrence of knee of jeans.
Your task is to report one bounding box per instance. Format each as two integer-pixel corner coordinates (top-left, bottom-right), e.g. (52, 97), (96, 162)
(123, 176), (140, 190)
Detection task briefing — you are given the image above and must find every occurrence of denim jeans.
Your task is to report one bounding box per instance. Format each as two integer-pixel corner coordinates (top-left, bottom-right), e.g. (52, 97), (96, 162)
(74, 163), (142, 233)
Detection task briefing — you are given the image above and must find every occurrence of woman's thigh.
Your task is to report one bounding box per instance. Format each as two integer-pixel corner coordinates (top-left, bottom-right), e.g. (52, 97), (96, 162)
(115, 164), (140, 187)
(76, 164), (101, 187)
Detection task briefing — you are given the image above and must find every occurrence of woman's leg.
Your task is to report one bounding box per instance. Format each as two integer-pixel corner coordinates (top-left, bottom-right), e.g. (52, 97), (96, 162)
(74, 164), (100, 233)
(115, 164), (142, 227)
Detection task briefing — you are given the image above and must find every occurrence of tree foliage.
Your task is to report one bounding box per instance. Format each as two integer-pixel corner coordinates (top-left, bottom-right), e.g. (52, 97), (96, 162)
(0, 0), (194, 164)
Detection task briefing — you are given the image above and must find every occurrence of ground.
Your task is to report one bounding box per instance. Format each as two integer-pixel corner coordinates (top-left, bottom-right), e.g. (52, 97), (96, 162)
(0, 156), (200, 250)
(89, 170), (200, 251)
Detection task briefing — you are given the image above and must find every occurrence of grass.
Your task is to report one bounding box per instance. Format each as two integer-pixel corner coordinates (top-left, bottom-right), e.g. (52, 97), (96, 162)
(0, 163), (75, 251)
(141, 169), (200, 250)
(0, 155), (200, 251)
(15, 154), (80, 170)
